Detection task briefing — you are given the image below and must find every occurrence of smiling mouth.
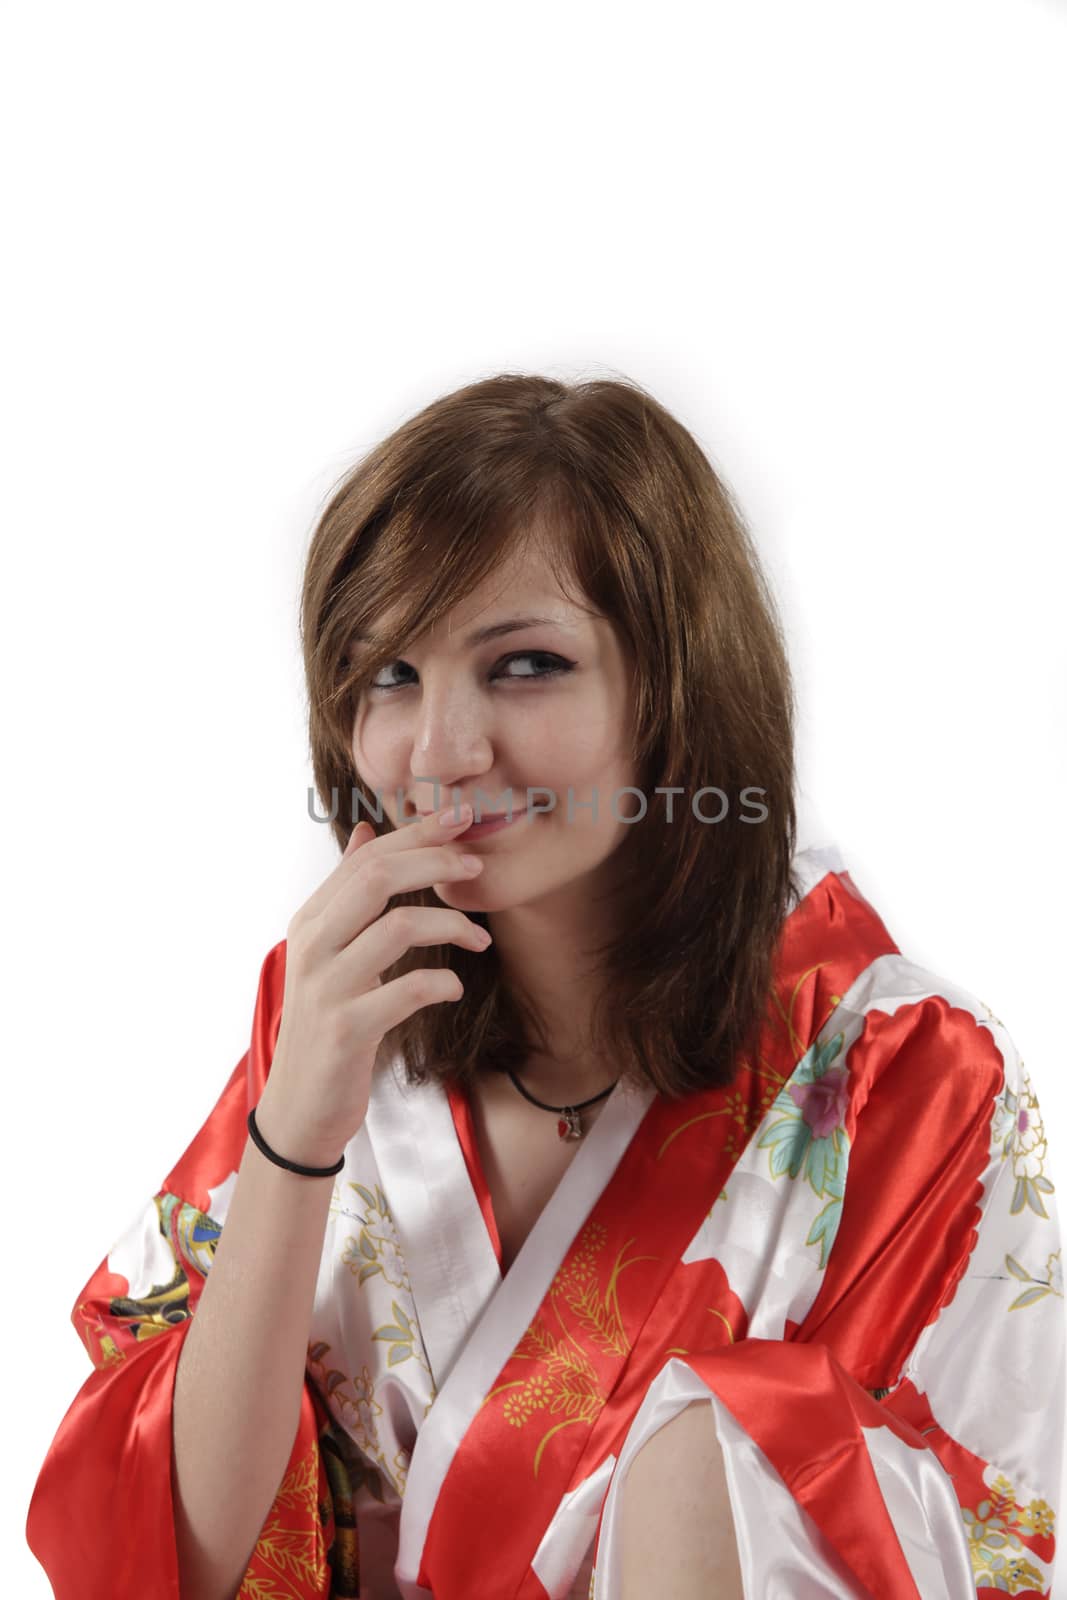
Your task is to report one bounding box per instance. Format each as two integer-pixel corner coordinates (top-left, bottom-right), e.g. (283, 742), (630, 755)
(414, 807), (526, 822)
(455, 807), (530, 839)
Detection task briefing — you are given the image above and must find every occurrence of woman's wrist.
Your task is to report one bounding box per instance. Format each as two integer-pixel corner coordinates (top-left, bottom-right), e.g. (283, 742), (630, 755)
(251, 1087), (348, 1173)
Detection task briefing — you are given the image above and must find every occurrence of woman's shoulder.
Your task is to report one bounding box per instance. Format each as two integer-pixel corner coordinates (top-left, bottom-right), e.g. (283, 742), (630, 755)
(776, 843), (1027, 1182)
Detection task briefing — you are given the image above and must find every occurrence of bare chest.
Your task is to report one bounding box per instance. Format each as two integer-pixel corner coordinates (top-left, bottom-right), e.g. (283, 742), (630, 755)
(466, 1072), (609, 1274)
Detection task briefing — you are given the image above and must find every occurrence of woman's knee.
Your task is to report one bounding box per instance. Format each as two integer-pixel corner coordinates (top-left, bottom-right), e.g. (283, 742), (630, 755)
(618, 1398), (744, 1599)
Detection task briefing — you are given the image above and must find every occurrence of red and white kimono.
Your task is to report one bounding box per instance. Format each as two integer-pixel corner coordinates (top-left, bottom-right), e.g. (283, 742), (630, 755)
(26, 845), (1065, 1598)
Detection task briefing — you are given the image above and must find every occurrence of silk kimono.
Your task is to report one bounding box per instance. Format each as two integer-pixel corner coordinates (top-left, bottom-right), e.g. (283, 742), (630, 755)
(26, 843), (1066, 1598)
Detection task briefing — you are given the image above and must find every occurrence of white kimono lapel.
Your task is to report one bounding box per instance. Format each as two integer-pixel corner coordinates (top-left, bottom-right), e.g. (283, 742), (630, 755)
(364, 1050), (503, 1392)
(365, 1050), (656, 1597)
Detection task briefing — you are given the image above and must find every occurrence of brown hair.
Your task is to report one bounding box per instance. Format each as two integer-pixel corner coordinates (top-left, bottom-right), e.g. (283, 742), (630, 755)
(299, 371), (800, 1100)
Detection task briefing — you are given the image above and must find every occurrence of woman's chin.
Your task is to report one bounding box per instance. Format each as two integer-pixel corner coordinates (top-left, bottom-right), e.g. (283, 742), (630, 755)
(433, 871), (522, 916)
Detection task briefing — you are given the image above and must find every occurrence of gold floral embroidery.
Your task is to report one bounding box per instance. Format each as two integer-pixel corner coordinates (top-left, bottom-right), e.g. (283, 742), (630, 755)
(662, 964), (834, 1176)
(1004, 1248), (1062, 1311)
(556, 1223), (642, 1359)
(306, 1346), (392, 1490)
(314, 1178), (432, 1498)
(372, 1298), (432, 1379)
(960, 1470), (1054, 1593)
(486, 1223), (657, 1475)
(236, 1433), (329, 1597)
(980, 1003), (1055, 1220)
(336, 1181), (413, 1292)
(391, 1446), (413, 1498)
(82, 1193), (218, 1362)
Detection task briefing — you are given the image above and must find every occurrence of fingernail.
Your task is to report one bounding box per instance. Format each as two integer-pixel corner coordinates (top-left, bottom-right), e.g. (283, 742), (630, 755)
(439, 804), (472, 827)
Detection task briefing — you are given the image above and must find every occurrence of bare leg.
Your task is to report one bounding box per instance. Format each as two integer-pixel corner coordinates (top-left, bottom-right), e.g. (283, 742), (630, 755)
(618, 1399), (746, 1599)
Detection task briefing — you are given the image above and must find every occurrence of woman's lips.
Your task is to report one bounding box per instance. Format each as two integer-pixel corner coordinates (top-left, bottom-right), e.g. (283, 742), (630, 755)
(455, 808), (528, 841)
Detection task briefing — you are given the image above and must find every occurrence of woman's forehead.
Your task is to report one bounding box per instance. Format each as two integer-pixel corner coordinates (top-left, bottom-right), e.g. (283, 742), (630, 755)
(371, 547), (597, 645)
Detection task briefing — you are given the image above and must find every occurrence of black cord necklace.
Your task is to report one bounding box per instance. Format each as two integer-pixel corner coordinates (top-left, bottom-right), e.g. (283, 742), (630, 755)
(505, 1067), (618, 1142)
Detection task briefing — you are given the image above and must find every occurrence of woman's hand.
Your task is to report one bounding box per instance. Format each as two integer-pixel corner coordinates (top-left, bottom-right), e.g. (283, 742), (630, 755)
(253, 801), (489, 1167)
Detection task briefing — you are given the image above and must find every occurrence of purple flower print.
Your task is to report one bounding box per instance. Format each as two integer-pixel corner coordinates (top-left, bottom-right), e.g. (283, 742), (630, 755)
(788, 1066), (849, 1141)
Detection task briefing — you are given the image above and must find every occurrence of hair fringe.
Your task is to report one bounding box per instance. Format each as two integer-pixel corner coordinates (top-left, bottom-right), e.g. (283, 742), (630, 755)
(299, 372), (799, 1101)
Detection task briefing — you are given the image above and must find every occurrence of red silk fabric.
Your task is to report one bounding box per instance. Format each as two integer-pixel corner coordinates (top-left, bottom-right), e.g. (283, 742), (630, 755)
(25, 867), (1055, 1597)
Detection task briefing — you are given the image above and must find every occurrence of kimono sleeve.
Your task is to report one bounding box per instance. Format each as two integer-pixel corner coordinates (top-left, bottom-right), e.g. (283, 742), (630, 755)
(799, 991), (1065, 1595)
(587, 987), (1064, 1600)
(24, 939), (359, 1600)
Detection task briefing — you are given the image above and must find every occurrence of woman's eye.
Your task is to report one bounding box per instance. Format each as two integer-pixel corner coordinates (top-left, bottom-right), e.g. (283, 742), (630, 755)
(369, 660), (417, 691)
(367, 651), (574, 693)
(492, 651), (575, 682)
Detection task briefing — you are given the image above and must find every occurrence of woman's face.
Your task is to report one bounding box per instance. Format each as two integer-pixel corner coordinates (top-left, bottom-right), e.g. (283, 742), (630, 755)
(350, 539), (639, 914)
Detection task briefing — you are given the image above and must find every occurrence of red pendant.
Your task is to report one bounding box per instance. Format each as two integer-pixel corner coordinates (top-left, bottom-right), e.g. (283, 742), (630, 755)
(558, 1108), (582, 1141)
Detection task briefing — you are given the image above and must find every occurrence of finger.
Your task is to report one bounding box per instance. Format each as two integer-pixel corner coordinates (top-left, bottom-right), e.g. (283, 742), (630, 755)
(302, 802), (474, 924)
(326, 905), (491, 1000)
(344, 818), (375, 858)
(347, 965), (466, 1040)
(321, 842), (484, 955)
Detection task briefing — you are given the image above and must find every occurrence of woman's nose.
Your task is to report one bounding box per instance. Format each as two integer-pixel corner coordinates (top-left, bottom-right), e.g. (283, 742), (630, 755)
(408, 677), (493, 791)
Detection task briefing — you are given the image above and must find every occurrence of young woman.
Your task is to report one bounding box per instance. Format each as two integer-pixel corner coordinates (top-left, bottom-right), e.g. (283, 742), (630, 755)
(27, 374), (1064, 1599)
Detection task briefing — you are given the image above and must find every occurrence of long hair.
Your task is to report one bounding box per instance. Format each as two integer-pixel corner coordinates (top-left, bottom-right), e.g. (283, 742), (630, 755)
(299, 371), (800, 1100)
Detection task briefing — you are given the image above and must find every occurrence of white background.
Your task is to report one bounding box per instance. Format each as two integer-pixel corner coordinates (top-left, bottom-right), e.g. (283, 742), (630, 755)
(3, 1), (1065, 1593)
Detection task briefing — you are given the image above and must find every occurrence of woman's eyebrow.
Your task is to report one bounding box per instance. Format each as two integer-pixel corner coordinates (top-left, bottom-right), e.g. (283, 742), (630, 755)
(351, 614), (581, 649)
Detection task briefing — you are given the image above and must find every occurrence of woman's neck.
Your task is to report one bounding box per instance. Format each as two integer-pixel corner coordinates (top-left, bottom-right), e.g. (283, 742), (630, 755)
(480, 865), (629, 1105)
(505, 1047), (618, 1106)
